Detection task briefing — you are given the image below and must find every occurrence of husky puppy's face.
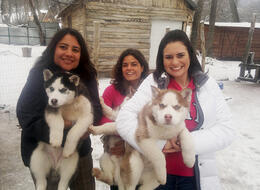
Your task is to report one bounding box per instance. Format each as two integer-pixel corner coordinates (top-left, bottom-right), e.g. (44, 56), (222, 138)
(43, 69), (80, 108)
(150, 86), (191, 127)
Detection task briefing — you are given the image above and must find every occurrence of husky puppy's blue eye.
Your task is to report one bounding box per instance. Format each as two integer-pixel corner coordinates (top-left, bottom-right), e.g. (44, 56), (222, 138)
(49, 87), (54, 92)
(159, 104), (166, 109)
(59, 88), (67, 93)
(172, 105), (181, 110)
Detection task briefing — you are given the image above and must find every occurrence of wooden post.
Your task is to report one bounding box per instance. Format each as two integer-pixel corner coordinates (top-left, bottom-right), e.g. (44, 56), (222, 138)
(200, 22), (206, 73)
(239, 13), (256, 78)
(93, 21), (101, 71)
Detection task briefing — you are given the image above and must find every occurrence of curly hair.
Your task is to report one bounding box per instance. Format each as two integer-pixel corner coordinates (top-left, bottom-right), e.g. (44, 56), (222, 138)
(111, 48), (149, 95)
(153, 29), (202, 82)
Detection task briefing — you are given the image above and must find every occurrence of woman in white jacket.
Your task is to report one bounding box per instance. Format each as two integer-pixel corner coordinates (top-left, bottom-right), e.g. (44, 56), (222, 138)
(116, 30), (235, 190)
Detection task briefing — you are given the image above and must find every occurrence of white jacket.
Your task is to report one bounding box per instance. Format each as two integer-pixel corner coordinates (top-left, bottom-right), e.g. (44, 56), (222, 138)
(116, 73), (235, 190)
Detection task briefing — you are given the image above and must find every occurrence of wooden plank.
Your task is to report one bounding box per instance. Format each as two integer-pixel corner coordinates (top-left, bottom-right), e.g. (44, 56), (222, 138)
(93, 21), (101, 68)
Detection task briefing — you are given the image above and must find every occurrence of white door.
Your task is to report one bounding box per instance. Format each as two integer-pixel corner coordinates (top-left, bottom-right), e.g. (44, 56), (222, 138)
(149, 20), (183, 69)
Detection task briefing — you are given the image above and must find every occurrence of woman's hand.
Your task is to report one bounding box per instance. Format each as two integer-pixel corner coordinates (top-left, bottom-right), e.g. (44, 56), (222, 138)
(109, 139), (125, 157)
(163, 136), (181, 153)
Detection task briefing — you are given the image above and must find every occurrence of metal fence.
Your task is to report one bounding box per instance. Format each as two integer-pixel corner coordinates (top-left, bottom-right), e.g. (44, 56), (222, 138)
(0, 23), (59, 45)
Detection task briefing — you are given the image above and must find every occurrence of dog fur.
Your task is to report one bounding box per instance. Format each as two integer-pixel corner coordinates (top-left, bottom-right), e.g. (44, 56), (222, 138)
(30, 69), (93, 190)
(89, 86), (195, 190)
(136, 86), (195, 185)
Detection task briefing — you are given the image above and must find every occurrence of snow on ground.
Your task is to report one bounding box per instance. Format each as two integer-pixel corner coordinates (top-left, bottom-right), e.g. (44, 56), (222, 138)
(0, 44), (260, 190)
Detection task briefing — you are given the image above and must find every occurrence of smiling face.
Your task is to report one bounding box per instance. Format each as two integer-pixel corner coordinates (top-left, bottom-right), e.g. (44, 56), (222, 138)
(122, 55), (144, 86)
(54, 34), (81, 71)
(163, 41), (190, 85)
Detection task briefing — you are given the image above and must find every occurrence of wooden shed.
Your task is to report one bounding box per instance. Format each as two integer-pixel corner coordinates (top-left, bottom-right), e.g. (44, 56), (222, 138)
(58, 0), (196, 75)
(203, 22), (260, 62)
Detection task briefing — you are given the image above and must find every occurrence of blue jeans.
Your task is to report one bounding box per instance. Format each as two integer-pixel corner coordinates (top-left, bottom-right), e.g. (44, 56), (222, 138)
(155, 174), (196, 190)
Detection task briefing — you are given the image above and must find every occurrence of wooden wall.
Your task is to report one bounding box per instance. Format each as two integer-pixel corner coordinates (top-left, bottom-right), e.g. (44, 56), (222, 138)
(203, 25), (260, 62)
(61, 0), (193, 73)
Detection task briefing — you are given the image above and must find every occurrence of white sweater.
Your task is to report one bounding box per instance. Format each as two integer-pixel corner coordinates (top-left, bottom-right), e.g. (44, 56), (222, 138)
(116, 73), (235, 190)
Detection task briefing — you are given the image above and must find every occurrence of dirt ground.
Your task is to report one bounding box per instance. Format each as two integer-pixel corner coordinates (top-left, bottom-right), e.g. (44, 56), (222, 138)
(0, 107), (34, 190)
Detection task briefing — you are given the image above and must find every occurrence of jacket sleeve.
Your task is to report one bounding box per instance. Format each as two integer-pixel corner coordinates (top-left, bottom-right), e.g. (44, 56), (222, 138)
(116, 74), (166, 152)
(16, 67), (50, 143)
(191, 77), (236, 155)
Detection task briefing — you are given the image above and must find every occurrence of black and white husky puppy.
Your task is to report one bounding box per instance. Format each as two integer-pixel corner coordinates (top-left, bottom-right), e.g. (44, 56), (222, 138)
(30, 69), (93, 190)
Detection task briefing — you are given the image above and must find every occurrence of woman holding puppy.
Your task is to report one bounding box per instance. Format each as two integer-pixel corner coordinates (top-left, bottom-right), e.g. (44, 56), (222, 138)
(16, 28), (102, 189)
(116, 30), (235, 190)
(99, 48), (149, 190)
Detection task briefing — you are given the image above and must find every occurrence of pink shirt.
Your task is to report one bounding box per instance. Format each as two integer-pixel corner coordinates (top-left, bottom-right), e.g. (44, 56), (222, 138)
(99, 84), (125, 124)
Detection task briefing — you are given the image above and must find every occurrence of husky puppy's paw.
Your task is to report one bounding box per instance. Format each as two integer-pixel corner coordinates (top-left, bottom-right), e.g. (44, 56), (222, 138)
(156, 168), (167, 185)
(62, 145), (75, 158)
(182, 153), (195, 168)
(50, 133), (63, 147)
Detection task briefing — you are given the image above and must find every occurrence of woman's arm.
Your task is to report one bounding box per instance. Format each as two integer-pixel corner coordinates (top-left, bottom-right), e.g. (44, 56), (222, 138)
(16, 68), (50, 143)
(99, 85), (116, 125)
(191, 77), (236, 155)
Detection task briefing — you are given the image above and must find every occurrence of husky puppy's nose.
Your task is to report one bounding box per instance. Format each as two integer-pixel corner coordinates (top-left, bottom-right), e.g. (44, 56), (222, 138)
(164, 114), (172, 123)
(51, 99), (58, 105)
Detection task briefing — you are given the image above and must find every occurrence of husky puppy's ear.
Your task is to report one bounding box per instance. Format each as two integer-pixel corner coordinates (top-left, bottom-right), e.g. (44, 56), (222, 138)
(151, 86), (160, 98)
(180, 88), (192, 103)
(43, 69), (53, 81)
(69, 75), (80, 86)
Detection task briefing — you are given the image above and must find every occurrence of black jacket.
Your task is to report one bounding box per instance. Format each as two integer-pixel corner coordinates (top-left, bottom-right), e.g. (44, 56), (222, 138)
(16, 63), (102, 167)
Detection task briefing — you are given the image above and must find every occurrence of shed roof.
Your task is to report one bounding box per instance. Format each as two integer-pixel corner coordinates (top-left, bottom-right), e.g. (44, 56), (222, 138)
(204, 22), (260, 29)
(58, 0), (197, 18)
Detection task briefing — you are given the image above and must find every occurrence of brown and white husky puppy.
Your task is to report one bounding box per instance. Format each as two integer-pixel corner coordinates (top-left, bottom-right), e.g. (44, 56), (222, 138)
(30, 69), (93, 190)
(89, 86), (195, 190)
(136, 86), (195, 185)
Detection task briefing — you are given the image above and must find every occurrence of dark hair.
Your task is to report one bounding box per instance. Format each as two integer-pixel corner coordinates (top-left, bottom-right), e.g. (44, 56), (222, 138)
(112, 48), (149, 95)
(35, 28), (97, 80)
(153, 29), (202, 82)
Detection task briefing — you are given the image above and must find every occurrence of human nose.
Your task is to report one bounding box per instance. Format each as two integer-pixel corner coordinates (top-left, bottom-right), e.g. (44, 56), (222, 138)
(171, 57), (179, 65)
(125, 64), (132, 70)
(65, 48), (73, 56)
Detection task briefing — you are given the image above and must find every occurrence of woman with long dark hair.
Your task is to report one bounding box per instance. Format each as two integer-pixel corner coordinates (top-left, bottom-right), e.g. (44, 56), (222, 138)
(116, 30), (235, 190)
(17, 28), (102, 189)
(99, 48), (149, 190)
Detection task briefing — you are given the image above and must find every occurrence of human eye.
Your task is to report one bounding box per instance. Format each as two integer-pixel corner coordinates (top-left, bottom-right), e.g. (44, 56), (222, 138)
(177, 53), (185, 58)
(59, 44), (67, 50)
(131, 62), (138, 67)
(122, 63), (128, 68)
(164, 55), (173, 60)
(72, 47), (80, 53)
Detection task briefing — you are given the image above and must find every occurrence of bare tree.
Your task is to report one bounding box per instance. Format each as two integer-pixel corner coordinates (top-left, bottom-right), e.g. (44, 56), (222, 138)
(206, 0), (218, 57)
(190, 0), (205, 50)
(28, 0), (46, 45)
(229, 0), (239, 22)
(1, 0), (11, 24)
